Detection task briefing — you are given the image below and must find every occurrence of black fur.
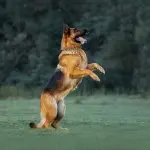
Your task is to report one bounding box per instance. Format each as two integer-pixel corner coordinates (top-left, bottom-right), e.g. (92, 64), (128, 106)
(43, 69), (64, 91)
(29, 122), (36, 128)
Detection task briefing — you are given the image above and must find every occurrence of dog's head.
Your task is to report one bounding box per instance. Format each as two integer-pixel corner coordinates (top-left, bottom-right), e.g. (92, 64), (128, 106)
(62, 24), (88, 47)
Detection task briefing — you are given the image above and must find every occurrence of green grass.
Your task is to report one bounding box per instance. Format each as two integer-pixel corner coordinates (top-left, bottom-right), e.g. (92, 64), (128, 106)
(0, 94), (150, 150)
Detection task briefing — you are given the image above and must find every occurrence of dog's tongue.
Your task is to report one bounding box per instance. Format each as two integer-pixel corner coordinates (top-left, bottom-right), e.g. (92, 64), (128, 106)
(76, 37), (87, 44)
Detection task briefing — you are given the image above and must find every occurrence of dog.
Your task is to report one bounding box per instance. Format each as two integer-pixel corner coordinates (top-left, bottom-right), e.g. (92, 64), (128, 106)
(29, 24), (105, 129)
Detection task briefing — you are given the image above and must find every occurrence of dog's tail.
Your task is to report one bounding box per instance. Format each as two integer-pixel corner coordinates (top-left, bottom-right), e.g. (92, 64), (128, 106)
(29, 122), (37, 128)
(29, 120), (46, 129)
(29, 113), (47, 129)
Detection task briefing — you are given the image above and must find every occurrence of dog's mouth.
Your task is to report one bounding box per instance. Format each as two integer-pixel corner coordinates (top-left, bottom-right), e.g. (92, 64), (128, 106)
(75, 36), (87, 44)
(75, 29), (88, 44)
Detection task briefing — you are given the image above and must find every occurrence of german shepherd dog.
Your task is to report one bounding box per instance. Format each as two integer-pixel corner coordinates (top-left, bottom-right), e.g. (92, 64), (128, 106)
(29, 24), (105, 129)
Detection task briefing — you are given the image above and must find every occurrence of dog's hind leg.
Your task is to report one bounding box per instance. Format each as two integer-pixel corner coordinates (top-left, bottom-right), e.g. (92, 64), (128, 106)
(51, 100), (67, 130)
(43, 95), (58, 128)
(37, 112), (47, 128)
(29, 94), (57, 129)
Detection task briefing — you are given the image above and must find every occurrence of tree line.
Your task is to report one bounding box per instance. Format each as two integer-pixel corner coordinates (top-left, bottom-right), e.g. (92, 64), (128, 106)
(0, 0), (150, 95)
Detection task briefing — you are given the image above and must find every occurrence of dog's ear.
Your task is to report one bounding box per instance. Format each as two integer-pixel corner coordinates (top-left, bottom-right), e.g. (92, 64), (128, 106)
(63, 23), (70, 34)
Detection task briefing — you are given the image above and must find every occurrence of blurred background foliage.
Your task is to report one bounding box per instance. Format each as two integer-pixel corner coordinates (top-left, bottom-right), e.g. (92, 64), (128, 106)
(0, 0), (150, 98)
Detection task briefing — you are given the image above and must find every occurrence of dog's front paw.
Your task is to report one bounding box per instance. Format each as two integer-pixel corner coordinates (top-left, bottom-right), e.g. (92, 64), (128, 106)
(90, 72), (100, 82)
(94, 63), (105, 74)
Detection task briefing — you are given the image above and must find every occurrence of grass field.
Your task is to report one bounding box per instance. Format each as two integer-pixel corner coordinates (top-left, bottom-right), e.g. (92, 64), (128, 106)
(0, 94), (150, 150)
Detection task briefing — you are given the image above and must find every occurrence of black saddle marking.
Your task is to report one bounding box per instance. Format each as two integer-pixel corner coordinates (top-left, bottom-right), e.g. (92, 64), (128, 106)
(43, 69), (64, 91)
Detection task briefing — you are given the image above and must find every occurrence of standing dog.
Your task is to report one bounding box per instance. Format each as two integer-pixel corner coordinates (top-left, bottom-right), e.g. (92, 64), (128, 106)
(29, 24), (105, 129)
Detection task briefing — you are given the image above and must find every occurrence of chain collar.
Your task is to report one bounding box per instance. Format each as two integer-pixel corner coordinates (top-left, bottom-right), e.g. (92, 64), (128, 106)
(57, 47), (87, 71)
(59, 48), (81, 59)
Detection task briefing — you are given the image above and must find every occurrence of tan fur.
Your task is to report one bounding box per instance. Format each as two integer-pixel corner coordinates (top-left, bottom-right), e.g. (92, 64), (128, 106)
(29, 24), (105, 129)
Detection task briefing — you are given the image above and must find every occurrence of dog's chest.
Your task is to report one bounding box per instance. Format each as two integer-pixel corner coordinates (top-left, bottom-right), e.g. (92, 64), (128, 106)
(59, 49), (88, 69)
(79, 50), (88, 69)
(58, 49), (88, 86)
